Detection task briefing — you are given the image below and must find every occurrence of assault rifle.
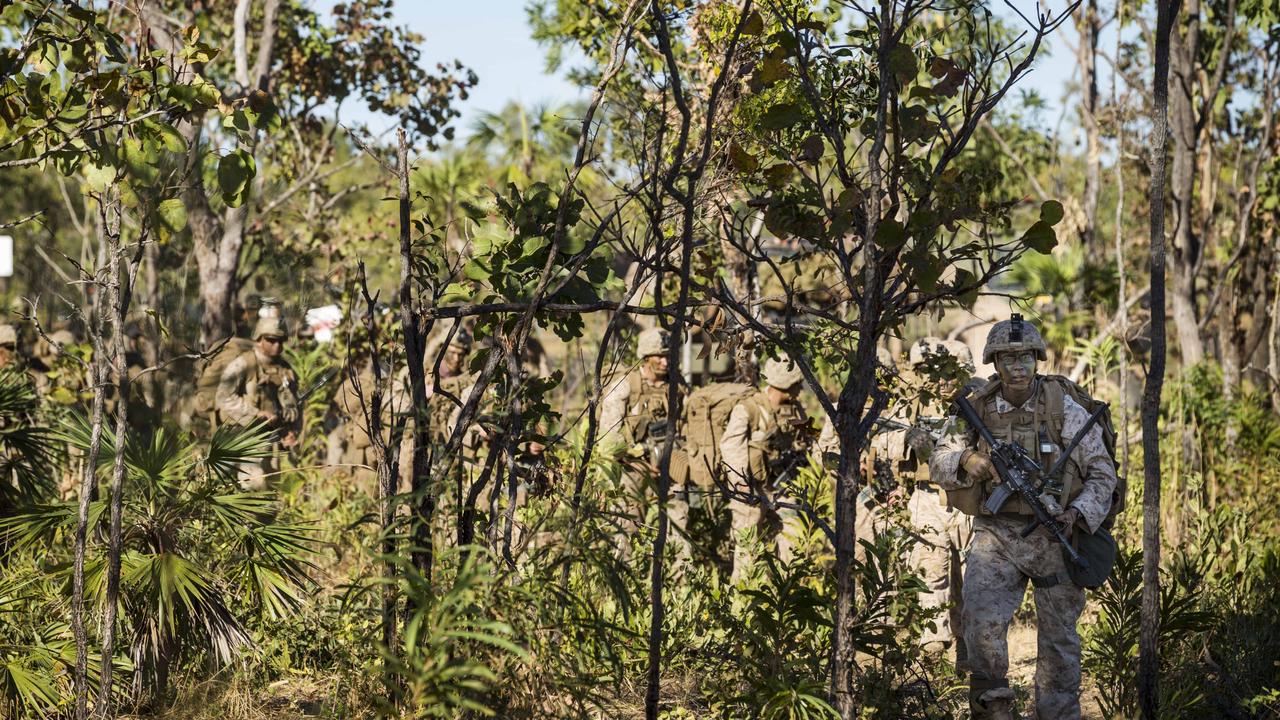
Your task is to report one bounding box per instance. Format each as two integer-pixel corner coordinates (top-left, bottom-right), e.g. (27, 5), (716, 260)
(952, 389), (1105, 569)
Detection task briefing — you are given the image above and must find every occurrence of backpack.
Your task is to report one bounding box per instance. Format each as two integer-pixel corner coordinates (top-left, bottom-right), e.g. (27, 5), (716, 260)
(193, 337), (256, 416)
(683, 382), (760, 489)
(957, 374), (1126, 529)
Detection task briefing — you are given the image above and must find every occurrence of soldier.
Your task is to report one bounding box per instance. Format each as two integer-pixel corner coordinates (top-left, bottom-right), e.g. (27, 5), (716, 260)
(0, 324), (20, 371)
(902, 337), (978, 658)
(720, 356), (811, 582)
(929, 316), (1117, 720)
(215, 317), (301, 489)
(598, 327), (692, 555)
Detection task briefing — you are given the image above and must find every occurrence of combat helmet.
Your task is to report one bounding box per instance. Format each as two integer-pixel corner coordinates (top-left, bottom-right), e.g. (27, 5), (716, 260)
(637, 327), (671, 358)
(253, 317), (288, 340)
(762, 356), (804, 390)
(981, 314), (1046, 365)
(910, 336), (975, 372)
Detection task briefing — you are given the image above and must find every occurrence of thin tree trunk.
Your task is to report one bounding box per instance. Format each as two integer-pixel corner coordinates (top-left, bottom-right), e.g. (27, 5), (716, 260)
(354, 264), (401, 694)
(1270, 261), (1280, 413)
(395, 129), (434, 588)
(1076, 0), (1103, 308)
(97, 217), (145, 718)
(1167, 0), (1204, 366)
(72, 201), (113, 720)
(833, 3), (893, 716)
(1114, 0), (1130, 478)
(1140, 1), (1178, 716)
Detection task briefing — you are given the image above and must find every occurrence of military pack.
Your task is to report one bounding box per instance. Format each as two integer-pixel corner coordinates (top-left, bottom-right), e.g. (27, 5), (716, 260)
(683, 382), (761, 489)
(193, 337), (256, 416)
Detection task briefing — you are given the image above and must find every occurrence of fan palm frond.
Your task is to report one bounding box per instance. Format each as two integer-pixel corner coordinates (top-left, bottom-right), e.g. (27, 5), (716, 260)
(124, 551), (251, 667)
(0, 501), (98, 556)
(204, 422), (273, 482)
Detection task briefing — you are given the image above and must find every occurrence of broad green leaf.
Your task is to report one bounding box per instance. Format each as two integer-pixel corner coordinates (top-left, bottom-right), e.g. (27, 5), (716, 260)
(82, 163), (115, 192)
(888, 44), (918, 85)
(760, 103), (804, 130)
(1040, 199), (1065, 226)
(1020, 220), (1057, 253)
(217, 150), (255, 207)
(463, 259), (491, 282)
(729, 141), (759, 173)
(157, 198), (187, 233)
(874, 218), (906, 248)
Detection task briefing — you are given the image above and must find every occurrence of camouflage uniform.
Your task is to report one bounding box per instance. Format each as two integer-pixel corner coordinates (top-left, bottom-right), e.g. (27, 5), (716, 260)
(599, 328), (695, 555)
(904, 337), (977, 650)
(720, 357), (808, 582)
(929, 319), (1117, 720)
(216, 318), (300, 489)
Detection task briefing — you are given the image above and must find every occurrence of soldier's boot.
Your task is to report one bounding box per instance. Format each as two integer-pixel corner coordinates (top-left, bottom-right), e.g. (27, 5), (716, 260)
(970, 677), (1016, 720)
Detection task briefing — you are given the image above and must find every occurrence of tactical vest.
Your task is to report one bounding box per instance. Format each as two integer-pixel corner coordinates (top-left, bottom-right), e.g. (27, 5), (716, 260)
(622, 371), (676, 445)
(945, 378), (1084, 516)
(255, 357), (299, 422)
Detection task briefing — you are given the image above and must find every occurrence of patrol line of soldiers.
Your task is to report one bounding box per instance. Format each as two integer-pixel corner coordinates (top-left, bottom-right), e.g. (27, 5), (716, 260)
(597, 327), (973, 603)
(600, 320), (1115, 720)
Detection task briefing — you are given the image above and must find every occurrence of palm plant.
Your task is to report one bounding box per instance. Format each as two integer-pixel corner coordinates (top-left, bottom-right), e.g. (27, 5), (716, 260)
(0, 420), (316, 705)
(467, 101), (582, 184)
(0, 367), (58, 513)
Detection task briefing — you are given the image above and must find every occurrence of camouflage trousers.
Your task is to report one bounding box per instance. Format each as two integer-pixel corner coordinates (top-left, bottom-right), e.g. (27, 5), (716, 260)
(964, 514), (1085, 720)
(907, 488), (972, 647)
(621, 448), (695, 561)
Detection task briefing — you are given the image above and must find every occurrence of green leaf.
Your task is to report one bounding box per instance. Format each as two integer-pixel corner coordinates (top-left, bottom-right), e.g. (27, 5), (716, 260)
(874, 218), (906, 248)
(157, 198), (187, 233)
(82, 163), (115, 192)
(559, 231), (587, 255)
(762, 164), (792, 189)
(440, 282), (473, 305)
(760, 102), (804, 130)
(122, 136), (159, 186)
(729, 141), (759, 174)
(742, 10), (765, 35)
(463, 259), (491, 282)
(888, 43), (918, 86)
(217, 150), (256, 207)
(1020, 220), (1058, 253)
(1040, 199), (1065, 226)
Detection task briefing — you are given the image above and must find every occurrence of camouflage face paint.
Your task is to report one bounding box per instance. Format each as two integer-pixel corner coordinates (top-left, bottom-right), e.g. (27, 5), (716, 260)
(995, 350), (1036, 392)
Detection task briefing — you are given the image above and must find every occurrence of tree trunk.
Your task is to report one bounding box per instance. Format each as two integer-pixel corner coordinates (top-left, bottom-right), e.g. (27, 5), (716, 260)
(193, 208), (247, 346)
(98, 216), (143, 719)
(72, 204), (112, 720)
(1113, 50), (1130, 478)
(1140, 1), (1178, 716)
(1269, 255), (1280, 414)
(1076, 0), (1103, 303)
(395, 129), (435, 588)
(1167, 0), (1204, 366)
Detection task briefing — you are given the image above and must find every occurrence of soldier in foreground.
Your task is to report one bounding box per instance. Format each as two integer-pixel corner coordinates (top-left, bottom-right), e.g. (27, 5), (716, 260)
(215, 317), (300, 489)
(930, 316), (1117, 720)
(719, 356), (810, 582)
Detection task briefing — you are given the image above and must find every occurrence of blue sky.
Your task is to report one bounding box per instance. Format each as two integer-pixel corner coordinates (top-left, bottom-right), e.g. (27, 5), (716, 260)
(324, 1), (1080, 141)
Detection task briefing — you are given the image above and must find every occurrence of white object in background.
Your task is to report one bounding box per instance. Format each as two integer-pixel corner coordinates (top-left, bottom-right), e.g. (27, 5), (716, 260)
(305, 304), (343, 343)
(0, 236), (12, 277)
